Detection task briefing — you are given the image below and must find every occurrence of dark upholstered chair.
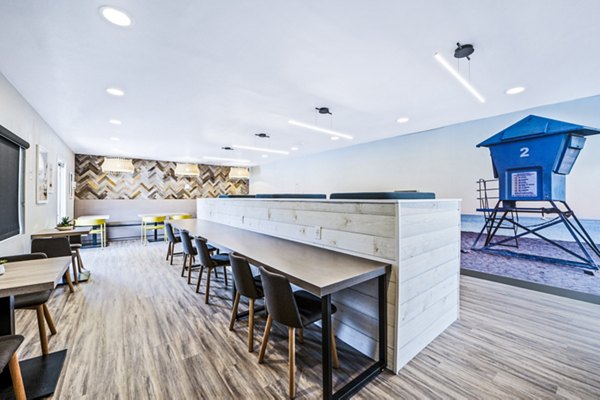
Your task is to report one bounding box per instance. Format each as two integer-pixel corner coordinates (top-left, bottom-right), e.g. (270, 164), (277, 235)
(179, 230), (218, 281)
(193, 237), (230, 304)
(165, 222), (181, 265)
(1, 253), (57, 356)
(30, 237), (75, 292)
(228, 253), (264, 352)
(258, 267), (339, 398)
(0, 335), (26, 399)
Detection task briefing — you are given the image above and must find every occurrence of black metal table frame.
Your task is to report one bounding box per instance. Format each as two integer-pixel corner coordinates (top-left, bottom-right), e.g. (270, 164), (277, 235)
(233, 271), (387, 399)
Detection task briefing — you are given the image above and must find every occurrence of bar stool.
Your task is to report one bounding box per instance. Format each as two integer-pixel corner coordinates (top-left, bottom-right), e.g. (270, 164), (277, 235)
(69, 234), (87, 279)
(165, 222), (181, 265)
(258, 267), (340, 399)
(228, 253), (264, 352)
(179, 230), (198, 282)
(76, 217), (107, 248)
(193, 237), (230, 304)
(31, 238), (76, 293)
(141, 216), (166, 244)
(0, 335), (27, 400)
(2, 254), (57, 356)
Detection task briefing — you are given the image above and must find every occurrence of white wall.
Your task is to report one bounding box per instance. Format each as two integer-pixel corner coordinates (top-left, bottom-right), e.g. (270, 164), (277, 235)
(251, 95), (600, 219)
(0, 73), (74, 255)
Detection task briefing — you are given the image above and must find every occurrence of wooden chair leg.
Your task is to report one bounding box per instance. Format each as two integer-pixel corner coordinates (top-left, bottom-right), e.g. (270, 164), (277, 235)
(331, 324), (340, 369)
(187, 256), (193, 285)
(64, 272), (75, 293)
(43, 304), (57, 335)
(36, 305), (49, 355)
(248, 298), (255, 352)
(181, 254), (187, 277)
(195, 267), (204, 294)
(289, 326), (296, 399)
(258, 315), (272, 364)
(8, 353), (26, 400)
(229, 292), (241, 331)
(76, 249), (85, 272)
(204, 268), (212, 304)
(71, 255), (79, 285)
(166, 242), (171, 261)
(298, 328), (303, 344)
(223, 266), (228, 287)
(170, 244), (175, 265)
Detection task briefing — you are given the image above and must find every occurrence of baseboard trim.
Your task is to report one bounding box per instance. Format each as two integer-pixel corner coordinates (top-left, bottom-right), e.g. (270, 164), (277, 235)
(460, 268), (600, 305)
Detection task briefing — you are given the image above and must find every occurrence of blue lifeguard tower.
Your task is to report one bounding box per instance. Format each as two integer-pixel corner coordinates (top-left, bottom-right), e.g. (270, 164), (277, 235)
(472, 115), (600, 272)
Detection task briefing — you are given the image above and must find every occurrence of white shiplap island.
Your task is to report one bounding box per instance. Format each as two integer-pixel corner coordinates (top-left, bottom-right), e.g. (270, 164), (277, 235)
(196, 197), (461, 373)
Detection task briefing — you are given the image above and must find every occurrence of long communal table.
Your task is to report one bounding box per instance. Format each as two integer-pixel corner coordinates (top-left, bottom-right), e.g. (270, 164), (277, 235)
(171, 218), (390, 399)
(0, 256), (72, 399)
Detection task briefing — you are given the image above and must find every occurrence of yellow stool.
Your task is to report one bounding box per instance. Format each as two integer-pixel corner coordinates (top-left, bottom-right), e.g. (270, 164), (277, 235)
(75, 218), (107, 248)
(141, 216), (167, 244)
(170, 214), (192, 220)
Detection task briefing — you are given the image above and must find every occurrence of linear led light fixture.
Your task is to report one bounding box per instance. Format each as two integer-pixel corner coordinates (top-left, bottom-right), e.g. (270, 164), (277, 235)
(232, 145), (289, 155)
(433, 53), (485, 103)
(288, 120), (353, 140)
(203, 156), (250, 164)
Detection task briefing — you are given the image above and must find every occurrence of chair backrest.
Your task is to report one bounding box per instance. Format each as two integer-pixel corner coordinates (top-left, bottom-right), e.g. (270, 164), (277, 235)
(142, 216), (166, 223)
(179, 230), (194, 255)
(1, 253), (48, 263)
(31, 238), (73, 258)
(229, 253), (261, 299)
(259, 267), (303, 328)
(165, 222), (177, 243)
(193, 237), (214, 268)
(170, 214), (191, 220)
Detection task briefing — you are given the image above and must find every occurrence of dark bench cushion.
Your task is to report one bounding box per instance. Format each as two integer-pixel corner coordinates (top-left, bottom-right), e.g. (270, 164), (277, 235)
(329, 191), (436, 200)
(218, 195), (256, 198)
(255, 194), (326, 199)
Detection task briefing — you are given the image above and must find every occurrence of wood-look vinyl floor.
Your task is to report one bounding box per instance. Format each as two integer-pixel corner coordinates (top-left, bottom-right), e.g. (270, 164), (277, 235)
(13, 240), (600, 399)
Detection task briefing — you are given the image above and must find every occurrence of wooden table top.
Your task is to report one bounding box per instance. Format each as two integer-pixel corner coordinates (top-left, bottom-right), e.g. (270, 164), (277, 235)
(31, 226), (92, 238)
(170, 219), (390, 296)
(0, 257), (71, 297)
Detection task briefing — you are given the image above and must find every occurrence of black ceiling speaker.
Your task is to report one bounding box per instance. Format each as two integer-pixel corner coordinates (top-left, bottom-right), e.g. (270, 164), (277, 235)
(454, 43), (474, 60)
(316, 107), (332, 115)
(221, 146), (234, 150)
(255, 133), (270, 138)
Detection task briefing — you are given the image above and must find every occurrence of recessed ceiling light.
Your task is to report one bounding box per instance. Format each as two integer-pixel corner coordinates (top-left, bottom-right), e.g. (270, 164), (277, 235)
(99, 6), (132, 27)
(232, 145), (289, 155)
(109, 119), (122, 125)
(261, 154), (269, 158)
(396, 117), (410, 123)
(434, 53), (485, 103)
(330, 136), (340, 141)
(288, 120), (353, 140)
(290, 146), (299, 151)
(109, 137), (120, 141)
(106, 87), (125, 96)
(203, 156), (250, 164)
(505, 86), (525, 95)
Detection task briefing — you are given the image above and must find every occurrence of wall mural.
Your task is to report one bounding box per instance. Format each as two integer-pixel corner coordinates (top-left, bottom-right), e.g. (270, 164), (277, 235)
(75, 154), (248, 200)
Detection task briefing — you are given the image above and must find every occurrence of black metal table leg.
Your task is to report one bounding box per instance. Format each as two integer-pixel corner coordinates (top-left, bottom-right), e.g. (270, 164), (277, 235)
(321, 294), (333, 399)
(327, 274), (388, 399)
(0, 296), (67, 399)
(154, 222), (158, 241)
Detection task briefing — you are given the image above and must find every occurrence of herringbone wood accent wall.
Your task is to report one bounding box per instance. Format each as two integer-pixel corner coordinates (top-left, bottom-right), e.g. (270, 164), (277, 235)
(75, 154), (248, 200)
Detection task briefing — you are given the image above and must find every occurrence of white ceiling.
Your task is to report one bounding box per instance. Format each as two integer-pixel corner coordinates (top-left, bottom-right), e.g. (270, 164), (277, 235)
(1, 0), (600, 166)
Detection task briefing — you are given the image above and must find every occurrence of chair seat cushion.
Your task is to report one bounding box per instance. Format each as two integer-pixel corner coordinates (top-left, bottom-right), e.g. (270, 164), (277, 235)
(171, 236), (182, 243)
(294, 290), (337, 327)
(0, 335), (24, 371)
(207, 244), (217, 252)
(211, 253), (230, 266)
(14, 290), (52, 308)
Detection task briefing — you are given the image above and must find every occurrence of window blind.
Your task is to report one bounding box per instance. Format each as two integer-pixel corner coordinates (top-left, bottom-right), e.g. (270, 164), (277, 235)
(0, 124), (29, 242)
